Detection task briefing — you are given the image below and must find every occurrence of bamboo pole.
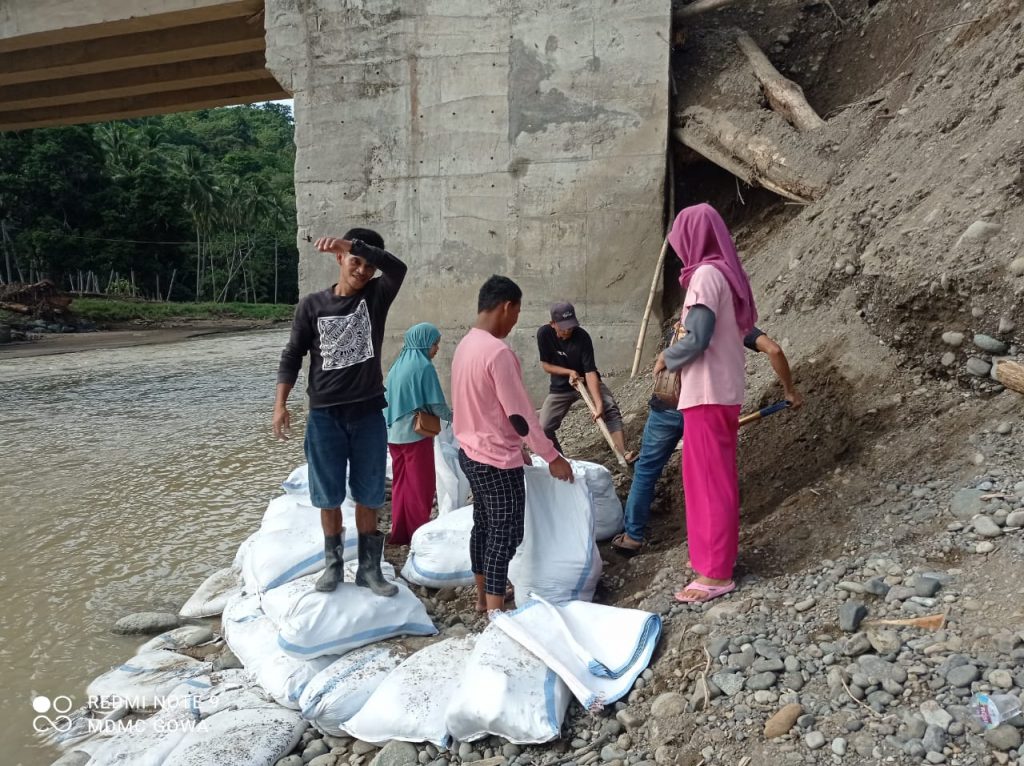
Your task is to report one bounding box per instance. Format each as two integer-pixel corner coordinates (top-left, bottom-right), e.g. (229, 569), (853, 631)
(573, 380), (629, 469)
(166, 269), (176, 302)
(631, 238), (670, 378)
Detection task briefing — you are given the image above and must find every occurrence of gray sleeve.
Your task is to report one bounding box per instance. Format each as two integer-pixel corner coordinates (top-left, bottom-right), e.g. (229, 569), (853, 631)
(662, 305), (716, 372)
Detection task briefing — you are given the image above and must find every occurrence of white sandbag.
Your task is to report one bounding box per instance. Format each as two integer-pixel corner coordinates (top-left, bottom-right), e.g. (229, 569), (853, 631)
(435, 426), (471, 514)
(530, 456), (623, 540)
(281, 464), (309, 494)
(179, 567), (243, 618)
(268, 566), (436, 661)
(240, 527), (325, 596)
(400, 505), (475, 588)
(258, 494), (358, 559)
(445, 623), (571, 744)
(232, 532), (257, 572)
(86, 651), (208, 711)
(343, 636), (476, 747)
(298, 644), (410, 735)
(221, 594), (336, 709)
(162, 706), (306, 766)
(492, 595), (661, 711)
(508, 467), (602, 607)
(137, 626), (215, 655)
(85, 714), (190, 766)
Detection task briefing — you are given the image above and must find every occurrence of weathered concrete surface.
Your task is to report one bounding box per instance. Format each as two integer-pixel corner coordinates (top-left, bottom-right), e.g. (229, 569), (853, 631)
(0, 0), (286, 130)
(266, 0), (669, 398)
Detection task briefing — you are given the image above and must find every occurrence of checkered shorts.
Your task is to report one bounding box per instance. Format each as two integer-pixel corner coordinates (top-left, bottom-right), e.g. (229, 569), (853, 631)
(458, 449), (527, 596)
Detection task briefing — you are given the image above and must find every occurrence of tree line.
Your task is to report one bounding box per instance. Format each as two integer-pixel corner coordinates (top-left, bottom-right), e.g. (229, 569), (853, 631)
(0, 103), (299, 304)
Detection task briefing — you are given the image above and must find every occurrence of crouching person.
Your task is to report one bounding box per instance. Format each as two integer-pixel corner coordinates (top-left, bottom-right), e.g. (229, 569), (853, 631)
(451, 276), (574, 613)
(273, 228), (406, 595)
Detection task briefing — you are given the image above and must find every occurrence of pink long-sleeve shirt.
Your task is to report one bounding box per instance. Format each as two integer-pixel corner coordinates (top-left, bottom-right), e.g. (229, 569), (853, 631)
(451, 327), (560, 469)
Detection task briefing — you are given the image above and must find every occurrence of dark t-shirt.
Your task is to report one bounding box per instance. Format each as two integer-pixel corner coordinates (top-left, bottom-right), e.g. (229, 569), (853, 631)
(277, 240), (407, 410)
(536, 325), (599, 394)
(648, 325), (765, 411)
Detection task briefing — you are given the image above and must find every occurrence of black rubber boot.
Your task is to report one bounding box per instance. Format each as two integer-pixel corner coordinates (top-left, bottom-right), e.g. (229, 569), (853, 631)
(355, 531), (398, 597)
(314, 531), (345, 592)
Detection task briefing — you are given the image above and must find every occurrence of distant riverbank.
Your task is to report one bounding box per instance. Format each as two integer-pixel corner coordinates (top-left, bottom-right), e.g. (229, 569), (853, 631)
(0, 299), (294, 359)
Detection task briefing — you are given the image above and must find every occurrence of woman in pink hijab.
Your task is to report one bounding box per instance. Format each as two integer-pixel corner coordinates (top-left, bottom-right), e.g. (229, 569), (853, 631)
(654, 203), (757, 603)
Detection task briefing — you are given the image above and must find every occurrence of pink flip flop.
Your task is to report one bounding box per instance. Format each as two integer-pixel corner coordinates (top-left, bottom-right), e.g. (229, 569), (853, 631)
(674, 580), (736, 604)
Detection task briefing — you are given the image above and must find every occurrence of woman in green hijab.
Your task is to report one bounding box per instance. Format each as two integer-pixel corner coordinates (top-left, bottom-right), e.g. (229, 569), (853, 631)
(384, 322), (451, 544)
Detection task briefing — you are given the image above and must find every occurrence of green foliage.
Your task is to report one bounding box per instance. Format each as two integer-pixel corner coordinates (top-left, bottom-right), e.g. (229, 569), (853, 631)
(72, 297), (295, 323)
(0, 104), (299, 304)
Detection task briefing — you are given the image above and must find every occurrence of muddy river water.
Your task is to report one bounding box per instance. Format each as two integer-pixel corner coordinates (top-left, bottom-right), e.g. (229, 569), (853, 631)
(0, 329), (305, 765)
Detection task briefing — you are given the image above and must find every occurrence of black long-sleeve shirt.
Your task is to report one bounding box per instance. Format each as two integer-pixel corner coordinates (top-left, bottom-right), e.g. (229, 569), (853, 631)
(277, 240), (407, 410)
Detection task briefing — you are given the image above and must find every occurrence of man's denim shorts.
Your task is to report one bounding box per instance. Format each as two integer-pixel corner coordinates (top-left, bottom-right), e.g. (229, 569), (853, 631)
(304, 405), (387, 510)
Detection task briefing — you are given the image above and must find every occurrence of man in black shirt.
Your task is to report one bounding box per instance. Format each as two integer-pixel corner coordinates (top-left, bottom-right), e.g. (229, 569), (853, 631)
(536, 301), (626, 457)
(273, 228), (406, 595)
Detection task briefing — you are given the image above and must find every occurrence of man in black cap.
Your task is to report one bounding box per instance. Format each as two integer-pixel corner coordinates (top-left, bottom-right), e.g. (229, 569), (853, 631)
(536, 301), (627, 457)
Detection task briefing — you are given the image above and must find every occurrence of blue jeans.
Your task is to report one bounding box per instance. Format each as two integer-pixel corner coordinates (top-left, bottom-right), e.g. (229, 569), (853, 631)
(623, 407), (684, 541)
(305, 406), (388, 509)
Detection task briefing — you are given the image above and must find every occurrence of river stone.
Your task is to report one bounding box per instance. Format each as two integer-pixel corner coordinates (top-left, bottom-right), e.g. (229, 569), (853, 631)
(974, 334), (1008, 354)
(941, 331), (965, 347)
(711, 671), (744, 697)
(989, 669), (1014, 689)
(650, 692), (687, 719)
(950, 489), (986, 521)
(1006, 510), (1024, 528)
(965, 357), (992, 377)
(945, 664), (980, 688)
(276, 757), (304, 766)
(747, 672), (778, 691)
(370, 741), (419, 766)
(972, 515), (1003, 538)
(984, 725), (1022, 751)
(863, 578), (890, 597)
(1009, 257), (1024, 277)
(957, 220), (1002, 246)
(601, 744), (628, 761)
(839, 601), (867, 632)
(805, 731), (826, 750)
(976, 541), (996, 554)
(352, 741), (378, 755)
(858, 655), (907, 683)
(920, 701), (952, 730)
(302, 740), (329, 762)
(213, 647), (242, 671)
(867, 628), (901, 655)
(831, 737), (847, 756)
(308, 756), (337, 766)
(113, 611), (181, 635)
(915, 577), (942, 597)
(764, 703), (803, 739)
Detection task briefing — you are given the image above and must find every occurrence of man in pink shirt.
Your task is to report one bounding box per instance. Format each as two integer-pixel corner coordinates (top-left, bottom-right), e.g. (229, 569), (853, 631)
(451, 275), (574, 613)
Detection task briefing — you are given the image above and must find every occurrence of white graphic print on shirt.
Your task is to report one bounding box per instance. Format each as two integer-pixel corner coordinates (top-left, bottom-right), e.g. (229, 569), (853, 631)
(318, 299), (374, 371)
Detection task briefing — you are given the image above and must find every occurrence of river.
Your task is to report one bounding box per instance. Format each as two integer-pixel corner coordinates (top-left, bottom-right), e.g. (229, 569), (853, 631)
(0, 329), (305, 765)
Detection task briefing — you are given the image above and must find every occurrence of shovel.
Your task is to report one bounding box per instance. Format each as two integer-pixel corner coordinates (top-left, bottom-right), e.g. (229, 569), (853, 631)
(573, 379), (630, 469)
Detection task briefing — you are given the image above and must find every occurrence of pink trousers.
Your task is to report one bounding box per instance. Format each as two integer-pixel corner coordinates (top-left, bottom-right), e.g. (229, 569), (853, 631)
(681, 404), (741, 581)
(388, 438), (436, 546)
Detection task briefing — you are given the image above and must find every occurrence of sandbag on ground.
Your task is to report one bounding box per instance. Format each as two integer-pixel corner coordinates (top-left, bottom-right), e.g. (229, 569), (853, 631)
(508, 467), (602, 607)
(266, 565), (436, 661)
(530, 456), (624, 541)
(400, 505), (475, 588)
(178, 567), (243, 618)
(435, 426), (471, 514)
(343, 635), (476, 747)
(162, 706), (306, 766)
(445, 623), (571, 744)
(492, 595), (661, 711)
(86, 651), (209, 711)
(298, 644), (410, 735)
(221, 594), (337, 708)
(137, 625), (215, 655)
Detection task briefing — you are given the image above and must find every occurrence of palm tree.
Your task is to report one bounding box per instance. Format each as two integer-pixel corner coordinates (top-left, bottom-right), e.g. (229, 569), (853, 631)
(177, 148), (218, 301)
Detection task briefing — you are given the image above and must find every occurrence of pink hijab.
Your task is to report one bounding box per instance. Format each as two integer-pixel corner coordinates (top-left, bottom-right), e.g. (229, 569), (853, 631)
(667, 203), (757, 334)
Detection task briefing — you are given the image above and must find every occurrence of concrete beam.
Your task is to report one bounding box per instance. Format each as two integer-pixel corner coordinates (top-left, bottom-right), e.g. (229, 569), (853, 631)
(0, 76), (288, 132)
(0, 16), (266, 86)
(0, 52), (271, 110)
(0, 0), (263, 53)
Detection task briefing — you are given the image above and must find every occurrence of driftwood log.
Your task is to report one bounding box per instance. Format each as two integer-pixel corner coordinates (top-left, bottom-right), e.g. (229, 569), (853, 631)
(735, 30), (826, 131)
(991, 358), (1024, 395)
(674, 0), (741, 20)
(673, 107), (833, 202)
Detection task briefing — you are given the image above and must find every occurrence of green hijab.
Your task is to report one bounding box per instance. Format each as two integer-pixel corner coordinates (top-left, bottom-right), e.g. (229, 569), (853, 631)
(383, 322), (447, 426)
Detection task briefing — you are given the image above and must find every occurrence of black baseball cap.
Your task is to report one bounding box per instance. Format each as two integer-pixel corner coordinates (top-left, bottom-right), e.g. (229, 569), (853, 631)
(550, 301), (579, 331)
